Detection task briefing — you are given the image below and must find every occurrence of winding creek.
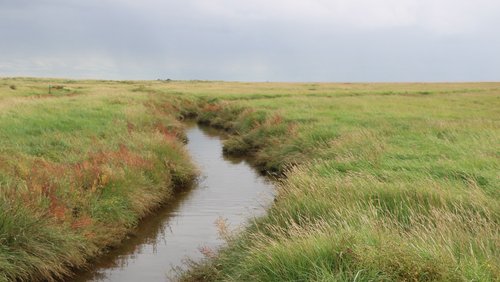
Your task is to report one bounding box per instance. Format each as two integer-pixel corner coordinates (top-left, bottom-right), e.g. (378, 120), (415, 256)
(74, 123), (275, 281)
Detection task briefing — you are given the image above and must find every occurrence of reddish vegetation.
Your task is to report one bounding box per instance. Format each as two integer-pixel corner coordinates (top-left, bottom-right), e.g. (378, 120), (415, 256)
(155, 123), (181, 142)
(127, 121), (135, 134)
(19, 144), (154, 223)
(87, 144), (152, 170)
(49, 195), (67, 221)
(71, 216), (93, 229)
(269, 113), (283, 125)
(203, 103), (222, 112)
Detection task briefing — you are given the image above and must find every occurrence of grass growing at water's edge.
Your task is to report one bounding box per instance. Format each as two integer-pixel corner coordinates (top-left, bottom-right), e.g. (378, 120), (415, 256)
(0, 78), (499, 281)
(160, 82), (499, 281)
(0, 78), (196, 281)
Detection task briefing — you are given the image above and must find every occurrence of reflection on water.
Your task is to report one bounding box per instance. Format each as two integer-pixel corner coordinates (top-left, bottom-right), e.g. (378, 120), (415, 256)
(73, 123), (274, 281)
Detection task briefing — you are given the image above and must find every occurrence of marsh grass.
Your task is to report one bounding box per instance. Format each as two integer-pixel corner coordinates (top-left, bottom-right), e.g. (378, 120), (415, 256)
(169, 81), (499, 281)
(0, 78), (498, 281)
(0, 78), (196, 281)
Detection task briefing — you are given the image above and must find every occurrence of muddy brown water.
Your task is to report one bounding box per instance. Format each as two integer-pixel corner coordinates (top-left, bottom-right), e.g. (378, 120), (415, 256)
(73, 123), (275, 281)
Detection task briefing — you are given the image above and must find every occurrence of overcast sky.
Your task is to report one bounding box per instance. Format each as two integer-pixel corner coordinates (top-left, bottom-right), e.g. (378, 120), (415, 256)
(0, 0), (499, 81)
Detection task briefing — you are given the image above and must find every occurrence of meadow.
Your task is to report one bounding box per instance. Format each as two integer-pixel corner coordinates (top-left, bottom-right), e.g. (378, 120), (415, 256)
(0, 78), (196, 281)
(157, 81), (499, 281)
(0, 78), (499, 281)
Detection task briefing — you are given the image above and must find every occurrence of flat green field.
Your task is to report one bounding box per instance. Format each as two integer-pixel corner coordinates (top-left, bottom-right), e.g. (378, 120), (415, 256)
(0, 78), (499, 281)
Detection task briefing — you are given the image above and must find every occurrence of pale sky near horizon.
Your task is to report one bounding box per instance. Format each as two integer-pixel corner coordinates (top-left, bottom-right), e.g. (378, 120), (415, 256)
(0, 0), (499, 82)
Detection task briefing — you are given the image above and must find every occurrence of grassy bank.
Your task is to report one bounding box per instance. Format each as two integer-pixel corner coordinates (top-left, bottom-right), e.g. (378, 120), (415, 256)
(0, 78), (195, 281)
(153, 82), (499, 281)
(0, 79), (498, 281)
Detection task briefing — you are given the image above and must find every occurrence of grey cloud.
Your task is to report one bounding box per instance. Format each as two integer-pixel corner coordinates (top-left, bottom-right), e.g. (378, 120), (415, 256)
(0, 0), (499, 81)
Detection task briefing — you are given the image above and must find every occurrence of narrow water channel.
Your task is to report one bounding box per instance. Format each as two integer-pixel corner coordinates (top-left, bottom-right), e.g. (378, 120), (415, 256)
(74, 123), (274, 281)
